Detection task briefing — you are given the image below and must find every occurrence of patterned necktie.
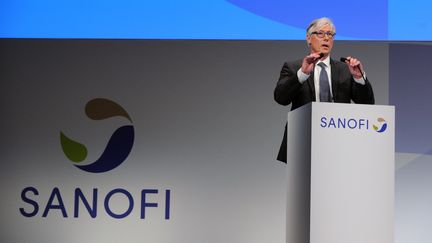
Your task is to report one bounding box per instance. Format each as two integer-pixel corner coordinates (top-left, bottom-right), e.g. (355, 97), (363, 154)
(318, 62), (331, 102)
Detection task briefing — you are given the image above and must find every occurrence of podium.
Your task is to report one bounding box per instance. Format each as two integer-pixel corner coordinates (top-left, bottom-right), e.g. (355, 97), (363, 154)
(286, 102), (394, 243)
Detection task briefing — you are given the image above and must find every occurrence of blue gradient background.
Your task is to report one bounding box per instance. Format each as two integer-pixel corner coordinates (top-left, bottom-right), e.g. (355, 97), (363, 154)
(1, 0), (432, 40)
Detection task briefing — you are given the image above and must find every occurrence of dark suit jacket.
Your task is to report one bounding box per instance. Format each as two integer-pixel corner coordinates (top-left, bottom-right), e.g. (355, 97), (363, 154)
(274, 58), (375, 162)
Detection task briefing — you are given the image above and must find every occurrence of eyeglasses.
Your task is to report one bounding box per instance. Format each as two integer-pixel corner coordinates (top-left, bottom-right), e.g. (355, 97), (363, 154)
(311, 31), (336, 39)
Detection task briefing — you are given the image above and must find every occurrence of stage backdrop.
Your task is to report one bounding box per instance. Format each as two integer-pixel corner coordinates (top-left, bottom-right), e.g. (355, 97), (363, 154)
(1, 39), (431, 243)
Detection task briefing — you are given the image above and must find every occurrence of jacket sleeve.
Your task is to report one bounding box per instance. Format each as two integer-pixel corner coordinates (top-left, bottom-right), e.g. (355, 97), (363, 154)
(273, 61), (303, 106)
(351, 77), (375, 104)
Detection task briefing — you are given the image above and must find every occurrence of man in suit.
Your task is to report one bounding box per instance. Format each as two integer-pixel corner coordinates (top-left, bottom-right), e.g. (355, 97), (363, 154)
(274, 17), (375, 163)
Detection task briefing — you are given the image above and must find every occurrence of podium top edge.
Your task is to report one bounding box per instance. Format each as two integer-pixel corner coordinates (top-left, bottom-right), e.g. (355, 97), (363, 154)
(288, 102), (395, 114)
(310, 102), (395, 109)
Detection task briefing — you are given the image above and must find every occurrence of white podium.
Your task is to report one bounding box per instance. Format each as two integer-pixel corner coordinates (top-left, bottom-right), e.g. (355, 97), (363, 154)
(286, 102), (394, 243)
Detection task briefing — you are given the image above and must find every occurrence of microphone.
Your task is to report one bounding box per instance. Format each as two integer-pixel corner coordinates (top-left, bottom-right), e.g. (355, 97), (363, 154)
(309, 53), (324, 63)
(340, 57), (348, 62)
(312, 53), (324, 62)
(340, 57), (366, 80)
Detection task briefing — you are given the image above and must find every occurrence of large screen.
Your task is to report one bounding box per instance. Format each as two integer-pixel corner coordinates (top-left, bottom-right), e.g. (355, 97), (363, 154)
(1, 0), (431, 40)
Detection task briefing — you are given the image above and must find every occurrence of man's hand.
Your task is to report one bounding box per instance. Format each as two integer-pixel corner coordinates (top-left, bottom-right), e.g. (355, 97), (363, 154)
(301, 53), (322, 75)
(343, 56), (364, 79)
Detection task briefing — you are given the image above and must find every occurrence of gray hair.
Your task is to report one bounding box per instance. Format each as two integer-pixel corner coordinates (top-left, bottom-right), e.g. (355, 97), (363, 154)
(306, 17), (336, 35)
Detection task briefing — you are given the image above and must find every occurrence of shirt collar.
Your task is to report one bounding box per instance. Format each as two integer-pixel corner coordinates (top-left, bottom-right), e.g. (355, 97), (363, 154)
(317, 55), (331, 67)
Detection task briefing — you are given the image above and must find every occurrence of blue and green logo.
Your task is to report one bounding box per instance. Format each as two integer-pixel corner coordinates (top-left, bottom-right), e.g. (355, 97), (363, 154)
(60, 98), (134, 173)
(373, 117), (387, 133)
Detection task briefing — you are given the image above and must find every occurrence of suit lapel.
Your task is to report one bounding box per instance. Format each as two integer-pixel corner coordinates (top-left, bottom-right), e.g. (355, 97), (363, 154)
(330, 59), (339, 102)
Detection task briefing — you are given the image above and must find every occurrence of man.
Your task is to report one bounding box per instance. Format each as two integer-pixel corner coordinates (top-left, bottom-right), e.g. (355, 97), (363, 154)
(274, 17), (375, 163)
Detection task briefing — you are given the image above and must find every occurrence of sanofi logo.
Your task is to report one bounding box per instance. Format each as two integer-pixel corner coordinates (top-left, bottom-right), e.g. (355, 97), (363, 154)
(60, 98), (134, 173)
(320, 117), (369, 130)
(19, 98), (171, 220)
(372, 117), (387, 133)
(320, 116), (387, 133)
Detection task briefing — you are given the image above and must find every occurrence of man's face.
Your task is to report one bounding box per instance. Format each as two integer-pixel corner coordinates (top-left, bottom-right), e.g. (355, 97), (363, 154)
(307, 24), (334, 57)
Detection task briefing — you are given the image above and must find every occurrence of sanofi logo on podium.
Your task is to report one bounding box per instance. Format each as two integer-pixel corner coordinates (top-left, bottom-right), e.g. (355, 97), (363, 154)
(320, 116), (388, 133)
(373, 117), (387, 133)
